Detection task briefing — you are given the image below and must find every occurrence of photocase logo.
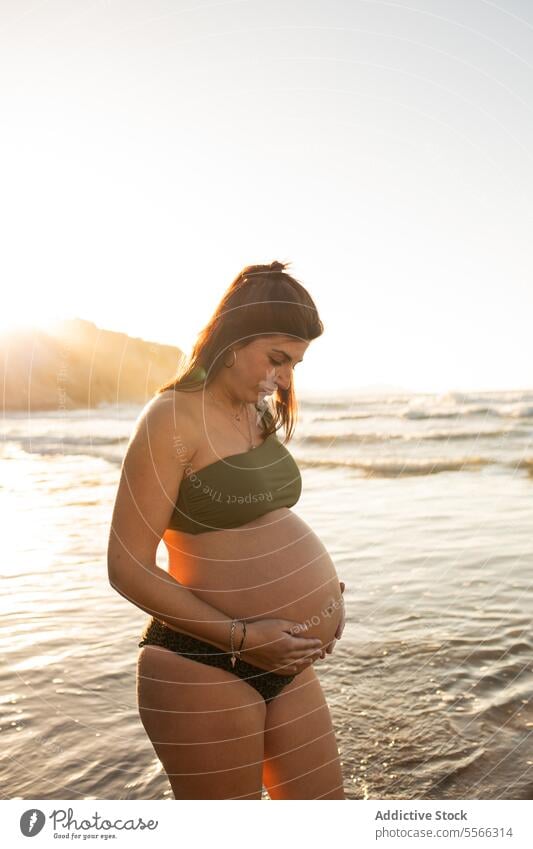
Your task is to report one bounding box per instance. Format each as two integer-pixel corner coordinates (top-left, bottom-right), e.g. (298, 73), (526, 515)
(20, 809), (45, 836)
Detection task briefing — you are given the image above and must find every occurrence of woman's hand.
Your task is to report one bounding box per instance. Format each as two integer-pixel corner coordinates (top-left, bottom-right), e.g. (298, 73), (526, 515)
(319, 581), (345, 659)
(242, 618), (324, 676)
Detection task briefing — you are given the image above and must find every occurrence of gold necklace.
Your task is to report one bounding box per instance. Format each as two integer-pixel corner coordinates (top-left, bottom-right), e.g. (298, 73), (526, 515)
(206, 388), (256, 448)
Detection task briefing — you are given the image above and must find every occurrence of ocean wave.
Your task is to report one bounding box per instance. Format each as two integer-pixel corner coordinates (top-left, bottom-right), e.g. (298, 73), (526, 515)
(16, 443), (123, 465)
(14, 435), (126, 448)
(407, 401), (533, 420)
(403, 409), (461, 420)
(301, 399), (359, 410)
(315, 404), (533, 422)
(440, 390), (533, 405)
(512, 457), (533, 473)
(296, 455), (493, 477)
(313, 413), (378, 421)
(501, 404), (533, 418)
(298, 428), (517, 446)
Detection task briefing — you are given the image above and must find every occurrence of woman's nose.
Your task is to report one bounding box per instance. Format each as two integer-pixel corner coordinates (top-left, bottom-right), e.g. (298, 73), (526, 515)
(275, 372), (291, 391)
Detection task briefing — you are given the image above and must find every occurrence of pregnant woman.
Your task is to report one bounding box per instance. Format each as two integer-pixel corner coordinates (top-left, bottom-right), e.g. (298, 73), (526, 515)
(107, 261), (346, 799)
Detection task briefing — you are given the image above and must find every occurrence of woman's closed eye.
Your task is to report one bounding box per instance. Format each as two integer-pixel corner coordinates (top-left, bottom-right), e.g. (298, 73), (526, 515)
(269, 357), (299, 369)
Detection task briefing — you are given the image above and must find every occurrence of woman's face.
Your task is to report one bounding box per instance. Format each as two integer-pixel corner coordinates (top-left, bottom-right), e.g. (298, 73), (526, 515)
(237, 335), (310, 399)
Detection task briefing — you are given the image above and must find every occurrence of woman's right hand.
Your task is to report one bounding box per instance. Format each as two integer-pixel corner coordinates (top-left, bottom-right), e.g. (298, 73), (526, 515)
(241, 618), (324, 676)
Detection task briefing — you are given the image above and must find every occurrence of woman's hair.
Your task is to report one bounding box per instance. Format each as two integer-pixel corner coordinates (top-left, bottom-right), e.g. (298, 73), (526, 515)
(156, 260), (324, 441)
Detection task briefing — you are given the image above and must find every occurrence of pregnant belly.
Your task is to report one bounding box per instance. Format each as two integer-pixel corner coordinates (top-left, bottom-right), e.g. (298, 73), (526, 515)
(162, 509), (343, 647)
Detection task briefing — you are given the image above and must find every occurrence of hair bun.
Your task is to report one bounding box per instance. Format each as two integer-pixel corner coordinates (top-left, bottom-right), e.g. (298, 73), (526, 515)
(269, 261), (286, 272)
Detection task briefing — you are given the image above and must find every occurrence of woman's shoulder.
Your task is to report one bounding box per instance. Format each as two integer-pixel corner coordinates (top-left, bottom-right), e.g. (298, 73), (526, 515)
(137, 390), (198, 457)
(151, 389), (274, 441)
(150, 387), (195, 416)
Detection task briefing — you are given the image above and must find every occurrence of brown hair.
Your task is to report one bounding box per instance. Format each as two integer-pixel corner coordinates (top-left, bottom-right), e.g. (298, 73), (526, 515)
(156, 260), (324, 442)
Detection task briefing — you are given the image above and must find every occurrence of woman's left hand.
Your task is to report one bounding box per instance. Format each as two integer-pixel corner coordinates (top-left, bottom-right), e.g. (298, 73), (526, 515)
(319, 581), (345, 659)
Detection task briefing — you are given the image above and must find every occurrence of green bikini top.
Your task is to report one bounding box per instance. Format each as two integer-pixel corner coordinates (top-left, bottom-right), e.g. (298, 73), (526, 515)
(167, 409), (302, 534)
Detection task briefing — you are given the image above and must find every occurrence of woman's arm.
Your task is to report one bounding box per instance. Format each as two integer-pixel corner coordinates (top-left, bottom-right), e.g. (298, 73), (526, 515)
(107, 391), (239, 651)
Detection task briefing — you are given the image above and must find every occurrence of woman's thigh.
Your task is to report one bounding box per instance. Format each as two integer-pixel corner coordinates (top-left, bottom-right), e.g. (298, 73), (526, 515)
(262, 665), (345, 799)
(137, 645), (267, 800)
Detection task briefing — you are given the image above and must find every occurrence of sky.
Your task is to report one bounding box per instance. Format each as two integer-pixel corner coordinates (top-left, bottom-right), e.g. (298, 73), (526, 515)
(1, 0), (532, 395)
